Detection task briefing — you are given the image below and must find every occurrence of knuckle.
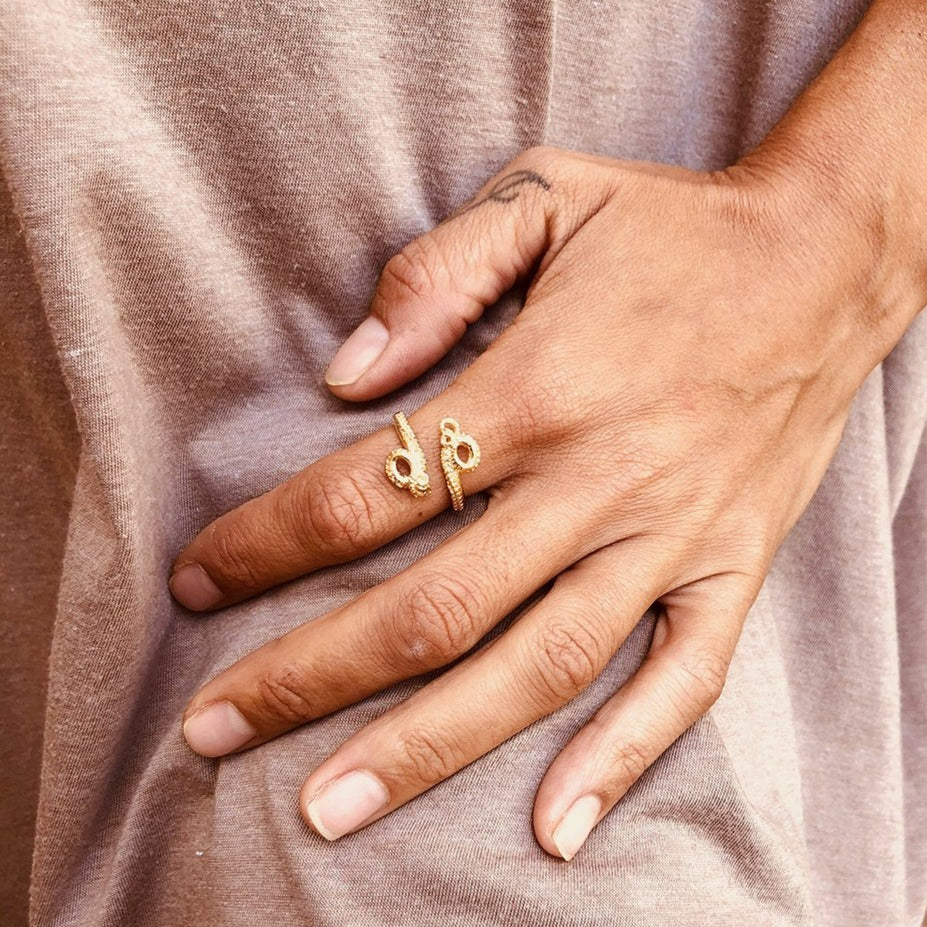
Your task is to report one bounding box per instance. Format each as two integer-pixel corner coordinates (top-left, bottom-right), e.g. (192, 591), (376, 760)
(394, 725), (461, 786)
(586, 437), (687, 524)
(529, 619), (606, 706)
(607, 739), (651, 785)
(508, 372), (562, 440)
(378, 239), (441, 305)
(388, 574), (485, 669)
(673, 643), (731, 715)
(251, 664), (316, 725)
(209, 517), (264, 588)
(502, 356), (584, 451)
(299, 469), (379, 554)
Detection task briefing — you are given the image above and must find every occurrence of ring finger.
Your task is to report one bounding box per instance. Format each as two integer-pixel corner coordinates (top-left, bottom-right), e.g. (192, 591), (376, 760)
(181, 481), (593, 756)
(290, 536), (677, 841)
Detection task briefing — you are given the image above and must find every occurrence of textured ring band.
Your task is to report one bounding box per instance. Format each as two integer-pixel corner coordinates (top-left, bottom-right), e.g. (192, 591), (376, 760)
(439, 417), (481, 512)
(384, 411), (430, 497)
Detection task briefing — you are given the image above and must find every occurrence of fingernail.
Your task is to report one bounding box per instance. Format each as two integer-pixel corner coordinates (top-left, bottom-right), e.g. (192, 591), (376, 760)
(552, 795), (602, 861)
(183, 701), (258, 757)
(324, 316), (389, 386)
(169, 562), (222, 610)
(305, 770), (390, 840)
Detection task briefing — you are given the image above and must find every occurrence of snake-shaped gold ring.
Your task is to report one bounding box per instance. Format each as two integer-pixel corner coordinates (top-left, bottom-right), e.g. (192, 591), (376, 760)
(384, 411), (430, 498)
(438, 417), (481, 512)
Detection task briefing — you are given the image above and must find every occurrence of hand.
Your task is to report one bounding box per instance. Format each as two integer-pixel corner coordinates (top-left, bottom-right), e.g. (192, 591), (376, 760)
(170, 143), (896, 860)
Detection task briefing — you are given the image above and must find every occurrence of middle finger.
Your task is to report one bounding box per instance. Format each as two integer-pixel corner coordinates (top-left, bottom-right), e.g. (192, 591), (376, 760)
(181, 481), (589, 757)
(296, 534), (675, 841)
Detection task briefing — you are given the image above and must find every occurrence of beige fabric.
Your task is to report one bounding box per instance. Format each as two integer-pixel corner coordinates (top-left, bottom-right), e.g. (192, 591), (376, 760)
(2, 1), (925, 925)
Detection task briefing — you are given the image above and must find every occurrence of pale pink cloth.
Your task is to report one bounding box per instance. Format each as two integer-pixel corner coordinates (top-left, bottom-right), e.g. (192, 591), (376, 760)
(1, 1), (925, 925)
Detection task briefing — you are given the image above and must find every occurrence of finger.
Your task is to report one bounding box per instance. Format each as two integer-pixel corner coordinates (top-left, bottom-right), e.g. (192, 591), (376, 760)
(323, 146), (616, 400)
(169, 151), (619, 612)
(532, 572), (760, 861)
(181, 483), (586, 756)
(168, 376), (522, 611)
(288, 537), (676, 842)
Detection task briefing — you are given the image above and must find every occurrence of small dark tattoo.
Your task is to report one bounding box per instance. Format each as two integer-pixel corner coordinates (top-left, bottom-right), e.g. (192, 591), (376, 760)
(455, 169), (552, 217)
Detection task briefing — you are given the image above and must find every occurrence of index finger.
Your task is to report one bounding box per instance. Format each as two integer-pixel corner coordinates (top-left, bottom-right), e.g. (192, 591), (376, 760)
(168, 377), (523, 611)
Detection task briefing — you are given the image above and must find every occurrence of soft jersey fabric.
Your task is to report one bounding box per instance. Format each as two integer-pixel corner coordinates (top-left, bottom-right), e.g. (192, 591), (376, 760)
(1, 1), (925, 925)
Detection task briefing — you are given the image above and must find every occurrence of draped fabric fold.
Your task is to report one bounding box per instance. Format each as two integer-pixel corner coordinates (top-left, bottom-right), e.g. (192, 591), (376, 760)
(1, 1), (923, 924)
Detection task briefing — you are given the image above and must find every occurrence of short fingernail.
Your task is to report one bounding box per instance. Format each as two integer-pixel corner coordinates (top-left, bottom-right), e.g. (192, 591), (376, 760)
(552, 795), (602, 861)
(324, 316), (389, 386)
(183, 701), (257, 757)
(305, 770), (390, 840)
(169, 562), (222, 610)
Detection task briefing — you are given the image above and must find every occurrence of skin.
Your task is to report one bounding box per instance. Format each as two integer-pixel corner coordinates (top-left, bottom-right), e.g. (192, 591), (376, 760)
(170, 0), (927, 861)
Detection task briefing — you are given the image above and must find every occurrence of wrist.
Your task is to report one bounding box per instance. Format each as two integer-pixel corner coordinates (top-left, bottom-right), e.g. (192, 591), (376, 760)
(722, 0), (927, 376)
(728, 132), (926, 375)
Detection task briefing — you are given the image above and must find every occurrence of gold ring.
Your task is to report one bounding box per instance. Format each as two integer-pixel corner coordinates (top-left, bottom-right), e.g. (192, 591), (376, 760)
(385, 411), (430, 498)
(439, 417), (481, 511)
